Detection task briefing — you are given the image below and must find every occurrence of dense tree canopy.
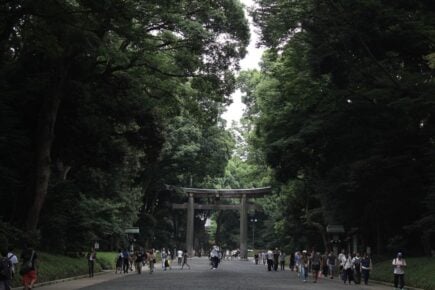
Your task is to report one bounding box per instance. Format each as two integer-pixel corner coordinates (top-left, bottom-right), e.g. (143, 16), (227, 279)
(244, 0), (435, 255)
(0, 0), (249, 251)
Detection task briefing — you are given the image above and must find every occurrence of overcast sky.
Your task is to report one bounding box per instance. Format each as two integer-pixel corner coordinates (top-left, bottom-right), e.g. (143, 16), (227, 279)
(221, 0), (265, 127)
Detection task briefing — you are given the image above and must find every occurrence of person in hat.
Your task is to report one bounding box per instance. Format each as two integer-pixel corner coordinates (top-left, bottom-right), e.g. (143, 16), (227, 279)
(392, 252), (406, 290)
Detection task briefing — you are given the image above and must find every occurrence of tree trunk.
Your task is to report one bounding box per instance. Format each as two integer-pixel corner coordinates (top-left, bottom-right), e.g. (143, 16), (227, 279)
(26, 93), (61, 231)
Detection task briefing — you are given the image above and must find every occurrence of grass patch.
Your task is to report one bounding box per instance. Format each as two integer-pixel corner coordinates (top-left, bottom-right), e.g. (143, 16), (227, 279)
(96, 251), (118, 270)
(371, 257), (435, 290)
(11, 251), (117, 288)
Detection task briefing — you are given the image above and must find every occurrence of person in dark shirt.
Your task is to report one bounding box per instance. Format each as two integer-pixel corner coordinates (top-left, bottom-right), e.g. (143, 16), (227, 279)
(134, 250), (144, 274)
(181, 250), (190, 270)
(0, 249), (12, 290)
(86, 248), (96, 278)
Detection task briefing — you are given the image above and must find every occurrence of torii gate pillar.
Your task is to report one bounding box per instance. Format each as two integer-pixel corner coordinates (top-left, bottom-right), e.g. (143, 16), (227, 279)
(186, 193), (194, 256)
(239, 194), (248, 259)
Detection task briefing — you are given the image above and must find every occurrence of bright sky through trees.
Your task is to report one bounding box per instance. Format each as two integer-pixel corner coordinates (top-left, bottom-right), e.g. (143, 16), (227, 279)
(222, 0), (264, 127)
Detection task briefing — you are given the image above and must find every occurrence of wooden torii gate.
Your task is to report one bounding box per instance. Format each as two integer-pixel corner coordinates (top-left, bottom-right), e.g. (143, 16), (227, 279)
(171, 187), (272, 259)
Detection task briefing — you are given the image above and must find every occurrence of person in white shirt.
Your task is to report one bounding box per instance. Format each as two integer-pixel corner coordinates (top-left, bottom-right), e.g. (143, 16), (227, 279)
(177, 250), (183, 266)
(342, 253), (354, 284)
(338, 249), (346, 272)
(392, 252), (406, 290)
(7, 248), (18, 277)
(266, 250), (274, 271)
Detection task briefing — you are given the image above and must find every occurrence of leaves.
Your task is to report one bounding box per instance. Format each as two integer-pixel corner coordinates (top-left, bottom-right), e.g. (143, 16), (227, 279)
(245, 0), (435, 254)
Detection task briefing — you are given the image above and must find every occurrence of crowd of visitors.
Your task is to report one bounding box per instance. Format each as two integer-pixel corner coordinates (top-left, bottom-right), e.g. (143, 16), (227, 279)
(254, 248), (407, 289)
(257, 248), (377, 285)
(114, 248), (190, 275)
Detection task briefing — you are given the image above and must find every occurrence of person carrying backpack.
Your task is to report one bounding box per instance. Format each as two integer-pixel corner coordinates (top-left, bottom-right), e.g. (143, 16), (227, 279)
(352, 253), (362, 284)
(6, 249), (18, 279)
(0, 250), (12, 290)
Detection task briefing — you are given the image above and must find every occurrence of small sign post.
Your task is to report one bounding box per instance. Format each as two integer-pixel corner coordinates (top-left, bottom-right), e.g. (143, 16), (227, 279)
(124, 228), (140, 251)
(124, 228), (140, 234)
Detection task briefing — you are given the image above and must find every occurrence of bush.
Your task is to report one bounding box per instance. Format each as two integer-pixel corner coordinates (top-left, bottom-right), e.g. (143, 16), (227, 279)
(96, 251), (117, 270)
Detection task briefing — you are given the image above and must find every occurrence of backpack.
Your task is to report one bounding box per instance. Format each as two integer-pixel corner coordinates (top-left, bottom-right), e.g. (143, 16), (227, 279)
(0, 257), (11, 280)
(354, 258), (361, 271)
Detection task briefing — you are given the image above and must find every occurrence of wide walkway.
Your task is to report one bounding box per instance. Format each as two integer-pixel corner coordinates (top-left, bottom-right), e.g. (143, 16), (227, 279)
(36, 258), (392, 290)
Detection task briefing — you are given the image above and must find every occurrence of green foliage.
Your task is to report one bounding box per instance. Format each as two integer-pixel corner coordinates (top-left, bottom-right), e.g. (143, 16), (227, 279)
(95, 252), (118, 270)
(137, 112), (238, 250)
(246, 0), (435, 254)
(0, 0), (249, 251)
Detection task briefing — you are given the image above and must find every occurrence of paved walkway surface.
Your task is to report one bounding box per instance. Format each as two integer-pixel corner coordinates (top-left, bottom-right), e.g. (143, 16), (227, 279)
(35, 258), (392, 290)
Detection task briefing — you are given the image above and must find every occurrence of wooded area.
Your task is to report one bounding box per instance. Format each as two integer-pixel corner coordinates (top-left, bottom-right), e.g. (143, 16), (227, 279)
(1, 0), (434, 257)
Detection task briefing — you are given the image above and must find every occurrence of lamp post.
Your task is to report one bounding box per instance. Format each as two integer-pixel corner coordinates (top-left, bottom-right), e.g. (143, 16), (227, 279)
(250, 218), (258, 250)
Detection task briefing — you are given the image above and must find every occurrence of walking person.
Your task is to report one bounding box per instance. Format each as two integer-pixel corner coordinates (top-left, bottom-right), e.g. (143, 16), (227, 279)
(342, 253), (354, 284)
(310, 250), (321, 283)
(177, 249), (183, 266)
(326, 251), (336, 279)
(262, 251), (267, 265)
(161, 248), (168, 271)
(115, 249), (123, 274)
(0, 250), (12, 290)
(294, 251), (301, 275)
(392, 252), (406, 290)
(279, 251), (286, 271)
(134, 250), (144, 274)
(266, 250), (274, 271)
(352, 252), (362, 284)
(20, 244), (37, 290)
(86, 248), (96, 277)
(273, 248), (279, 271)
(6, 248), (18, 279)
(301, 250), (309, 282)
(147, 250), (156, 274)
(122, 248), (129, 273)
(361, 253), (372, 285)
(210, 245), (221, 269)
(181, 250), (190, 270)
(338, 249), (346, 280)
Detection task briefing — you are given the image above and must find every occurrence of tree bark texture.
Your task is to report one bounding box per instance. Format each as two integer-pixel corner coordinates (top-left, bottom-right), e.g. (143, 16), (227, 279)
(26, 93), (61, 231)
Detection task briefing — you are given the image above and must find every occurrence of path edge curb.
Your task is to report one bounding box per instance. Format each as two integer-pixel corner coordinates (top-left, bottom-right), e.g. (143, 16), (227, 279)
(370, 279), (425, 290)
(11, 270), (112, 290)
